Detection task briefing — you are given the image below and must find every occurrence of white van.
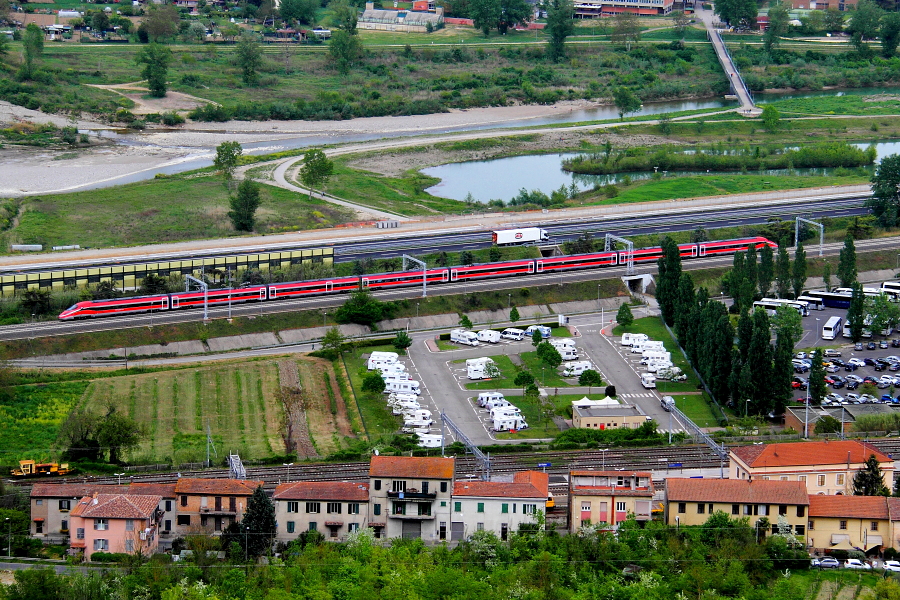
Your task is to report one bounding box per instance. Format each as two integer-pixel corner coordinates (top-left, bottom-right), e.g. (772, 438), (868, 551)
(500, 328), (526, 341)
(382, 372), (411, 382)
(563, 361), (594, 377)
(477, 330), (501, 343)
(493, 416), (528, 431)
(640, 373), (656, 389)
(640, 351), (671, 364)
(477, 392), (505, 407)
(631, 341), (664, 353)
(417, 434), (443, 448)
(660, 396), (675, 411)
(549, 338), (576, 350)
(385, 380), (421, 395)
(559, 347), (579, 361)
(525, 325), (552, 339)
(450, 329), (480, 346)
(621, 333), (649, 346)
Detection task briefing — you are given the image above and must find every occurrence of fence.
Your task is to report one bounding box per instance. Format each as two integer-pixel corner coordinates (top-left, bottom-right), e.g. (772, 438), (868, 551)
(710, 29), (754, 105)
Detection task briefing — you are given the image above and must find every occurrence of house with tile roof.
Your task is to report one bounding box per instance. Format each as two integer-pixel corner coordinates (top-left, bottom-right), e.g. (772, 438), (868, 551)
(450, 471), (549, 541)
(273, 481), (370, 542)
(807, 495), (890, 554)
(368, 456), (454, 540)
(729, 440), (893, 495)
(664, 478), (809, 534)
(30, 483), (175, 545)
(173, 478), (264, 536)
(569, 471), (655, 532)
(69, 493), (162, 561)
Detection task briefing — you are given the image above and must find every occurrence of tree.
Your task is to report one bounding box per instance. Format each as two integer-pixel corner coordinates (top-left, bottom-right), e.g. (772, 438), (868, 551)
(136, 43), (171, 98)
(498, 0), (531, 33)
(544, 0), (574, 62)
(361, 371), (387, 394)
(616, 302), (634, 328)
(715, 0), (757, 28)
(90, 281), (122, 300)
(321, 326), (346, 358)
(91, 11), (110, 34)
(758, 243), (774, 296)
(808, 349), (827, 406)
(775, 244), (791, 298)
(299, 148), (335, 199)
(331, 0), (359, 34)
(279, 0), (318, 24)
(236, 33), (264, 86)
(229, 179), (262, 232)
(214, 141), (243, 186)
(509, 305), (520, 323)
(459, 314), (474, 329)
(139, 273), (169, 295)
(460, 251), (474, 266)
(799, 9), (825, 34)
(241, 486), (277, 557)
(329, 29), (363, 74)
(469, 0), (500, 36)
(814, 414), (843, 435)
(824, 7), (845, 32)
(853, 454), (890, 496)
(792, 240), (807, 300)
(867, 293), (900, 338)
(822, 261), (832, 292)
(837, 233), (858, 287)
(21, 23), (43, 80)
(761, 105), (780, 132)
(772, 304), (803, 349)
(536, 341), (562, 370)
(392, 330), (413, 350)
(489, 246), (502, 261)
(57, 409), (102, 462)
(611, 11), (640, 50)
(514, 371), (535, 393)
(0, 31), (8, 65)
(57, 407), (143, 463)
(847, 0), (883, 54)
(531, 328), (543, 347)
(764, 1), (789, 51)
(96, 407), (145, 464)
(612, 87), (641, 121)
(868, 154), (900, 227)
(772, 333), (794, 413)
(483, 362), (502, 380)
(578, 369), (603, 392)
(657, 237), (682, 325)
(673, 10), (690, 34)
(847, 283), (866, 343)
(143, 3), (180, 41)
(881, 12), (900, 57)
(335, 288), (390, 327)
(20, 289), (51, 316)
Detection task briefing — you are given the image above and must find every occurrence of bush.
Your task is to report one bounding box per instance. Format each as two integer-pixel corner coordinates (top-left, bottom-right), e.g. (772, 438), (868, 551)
(90, 552), (130, 563)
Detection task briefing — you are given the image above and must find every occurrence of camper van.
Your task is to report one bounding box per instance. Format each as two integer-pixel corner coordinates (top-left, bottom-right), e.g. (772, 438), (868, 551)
(385, 380), (421, 395)
(477, 330), (502, 344)
(402, 409), (433, 422)
(640, 351), (671, 364)
(377, 363), (407, 374)
(631, 341), (665, 353)
(646, 360), (674, 373)
(389, 393), (419, 404)
(490, 407), (523, 420)
(367, 351), (399, 370)
(559, 347), (579, 361)
(492, 415), (528, 432)
(525, 325), (552, 339)
(382, 372), (411, 383)
(477, 392), (505, 407)
(405, 418), (434, 429)
(485, 398), (515, 411)
(392, 403), (420, 415)
(563, 361), (594, 377)
(466, 357), (494, 368)
(621, 333), (649, 346)
(660, 396), (675, 411)
(370, 351), (398, 361)
(640, 373), (657, 389)
(417, 434), (443, 448)
(467, 364), (492, 380)
(450, 329), (480, 346)
(549, 339), (576, 350)
(500, 328), (526, 341)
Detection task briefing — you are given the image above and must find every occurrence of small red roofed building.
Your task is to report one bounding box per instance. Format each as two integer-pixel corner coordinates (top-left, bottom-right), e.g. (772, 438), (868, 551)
(807, 494), (890, 553)
(451, 471), (549, 541)
(69, 493), (162, 561)
(569, 471), (654, 531)
(273, 481), (370, 542)
(729, 440), (892, 495)
(665, 478), (809, 534)
(173, 478), (264, 536)
(368, 456), (454, 541)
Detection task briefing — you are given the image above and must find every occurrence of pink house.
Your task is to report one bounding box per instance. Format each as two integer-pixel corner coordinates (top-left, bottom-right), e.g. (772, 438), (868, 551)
(69, 493), (162, 561)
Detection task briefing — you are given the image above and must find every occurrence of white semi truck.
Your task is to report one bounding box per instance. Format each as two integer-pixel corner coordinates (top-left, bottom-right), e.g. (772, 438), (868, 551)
(492, 228), (550, 246)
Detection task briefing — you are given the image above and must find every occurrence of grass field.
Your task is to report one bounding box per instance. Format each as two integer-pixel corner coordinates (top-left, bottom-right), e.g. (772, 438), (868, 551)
(78, 360), (285, 464)
(462, 355), (520, 390)
(341, 345), (404, 437)
(493, 392), (560, 439)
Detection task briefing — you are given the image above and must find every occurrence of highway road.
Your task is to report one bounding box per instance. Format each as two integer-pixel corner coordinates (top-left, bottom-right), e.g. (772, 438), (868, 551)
(2, 234), (897, 342)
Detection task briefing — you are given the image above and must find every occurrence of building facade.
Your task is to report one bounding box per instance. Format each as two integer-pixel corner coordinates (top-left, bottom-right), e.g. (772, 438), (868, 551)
(807, 495), (890, 553)
(273, 481), (370, 542)
(729, 440), (893, 495)
(368, 456), (454, 541)
(569, 471), (655, 531)
(69, 493), (162, 561)
(450, 471), (549, 541)
(173, 478), (264, 536)
(573, 0), (674, 18)
(572, 405), (650, 430)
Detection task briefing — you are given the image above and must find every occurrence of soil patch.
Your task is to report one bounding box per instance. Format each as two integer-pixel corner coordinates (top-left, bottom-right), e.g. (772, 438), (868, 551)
(277, 359), (319, 460)
(86, 82), (213, 115)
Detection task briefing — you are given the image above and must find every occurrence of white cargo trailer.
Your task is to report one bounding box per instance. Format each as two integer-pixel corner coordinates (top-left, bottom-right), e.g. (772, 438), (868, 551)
(492, 228), (549, 246)
(477, 330), (501, 343)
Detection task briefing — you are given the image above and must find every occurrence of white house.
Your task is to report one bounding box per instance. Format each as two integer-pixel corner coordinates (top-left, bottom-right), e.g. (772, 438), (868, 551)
(273, 481), (369, 542)
(450, 471), (549, 541)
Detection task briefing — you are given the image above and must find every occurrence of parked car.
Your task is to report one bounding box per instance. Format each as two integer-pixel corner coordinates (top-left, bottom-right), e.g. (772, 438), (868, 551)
(831, 359), (847, 367)
(846, 379), (860, 390)
(824, 349), (843, 358)
(795, 352), (808, 359)
(863, 376), (879, 384)
(881, 340), (890, 349)
(845, 393), (861, 403)
(856, 342), (865, 351)
(882, 394), (895, 403)
(831, 376), (846, 388)
(818, 557), (841, 569)
(864, 358), (878, 366)
(868, 341), (878, 350)
(847, 357), (866, 368)
(826, 393), (845, 404)
(844, 558), (872, 570)
(890, 362), (900, 371)
(792, 377), (808, 390)
(826, 364), (841, 373)
(884, 560), (900, 572)
(885, 356), (900, 363)
(893, 339), (900, 348)
(860, 394), (878, 403)
(846, 374), (864, 384)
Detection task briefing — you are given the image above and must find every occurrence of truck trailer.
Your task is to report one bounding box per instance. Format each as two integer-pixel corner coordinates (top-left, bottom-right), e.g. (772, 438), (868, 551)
(492, 228), (550, 246)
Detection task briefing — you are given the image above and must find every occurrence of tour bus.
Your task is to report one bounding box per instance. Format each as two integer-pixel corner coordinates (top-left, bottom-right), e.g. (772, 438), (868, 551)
(753, 299), (807, 317)
(796, 295), (825, 311)
(822, 316), (842, 341)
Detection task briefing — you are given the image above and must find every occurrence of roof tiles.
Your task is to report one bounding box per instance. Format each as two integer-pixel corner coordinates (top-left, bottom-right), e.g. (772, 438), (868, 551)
(452, 481), (545, 499)
(665, 478), (809, 505)
(369, 456), (454, 480)
(731, 440), (890, 469)
(70, 494), (161, 519)
(808, 495), (889, 519)
(274, 481), (369, 501)
(174, 478), (264, 495)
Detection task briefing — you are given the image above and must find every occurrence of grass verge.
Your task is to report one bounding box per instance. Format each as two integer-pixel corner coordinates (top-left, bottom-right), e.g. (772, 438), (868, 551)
(341, 345), (402, 437)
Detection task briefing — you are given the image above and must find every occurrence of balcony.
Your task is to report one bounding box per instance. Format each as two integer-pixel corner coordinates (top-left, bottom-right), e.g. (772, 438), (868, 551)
(388, 511), (435, 520)
(199, 507), (237, 515)
(387, 491), (436, 500)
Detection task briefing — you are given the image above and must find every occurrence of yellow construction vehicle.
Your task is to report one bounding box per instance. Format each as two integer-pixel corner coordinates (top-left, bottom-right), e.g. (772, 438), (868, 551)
(10, 460), (74, 478)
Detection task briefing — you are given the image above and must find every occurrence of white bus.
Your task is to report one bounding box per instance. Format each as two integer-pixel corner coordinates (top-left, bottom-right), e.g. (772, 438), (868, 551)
(796, 295), (825, 311)
(754, 298), (808, 317)
(822, 316), (842, 341)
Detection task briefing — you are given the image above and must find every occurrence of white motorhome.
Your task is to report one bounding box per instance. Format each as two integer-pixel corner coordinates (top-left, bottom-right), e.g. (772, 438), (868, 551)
(368, 358), (398, 371)
(465, 357), (495, 368)
(370, 351), (398, 361)
(490, 407), (523, 420)
(389, 393), (419, 404)
(525, 325), (552, 339)
(559, 347), (579, 361)
(367, 351), (399, 370)
(403, 409), (433, 422)
(549, 339), (576, 350)
(562, 361), (594, 377)
(477, 330), (501, 343)
(417, 434), (443, 448)
(385, 380), (421, 395)
(640, 351), (671, 364)
(377, 363), (407, 374)
(640, 373), (656, 389)
(631, 341), (665, 353)
(660, 396), (675, 411)
(467, 365), (491, 380)
(382, 372), (411, 383)
(646, 360), (674, 373)
(485, 398), (515, 411)
(620, 333), (649, 346)
(477, 392), (505, 407)
(500, 328), (526, 341)
(450, 329), (480, 346)
(405, 418), (434, 429)
(492, 416), (528, 431)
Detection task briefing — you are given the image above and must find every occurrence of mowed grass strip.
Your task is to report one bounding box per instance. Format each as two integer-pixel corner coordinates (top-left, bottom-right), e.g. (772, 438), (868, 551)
(342, 345), (402, 437)
(0, 381), (89, 464)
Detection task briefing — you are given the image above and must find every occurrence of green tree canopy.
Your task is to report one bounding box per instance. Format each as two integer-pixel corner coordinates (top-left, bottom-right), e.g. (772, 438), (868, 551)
(853, 453), (890, 496)
(510, 305), (520, 323)
(279, 0), (318, 24)
(868, 154), (900, 227)
(612, 87), (641, 120)
(335, 289), (392, 327)
(837, 233), (858, 287)
(616, 302), (634, 328)
(469, 0), (500, 36)
(236, 32), (264, 86)
(21, 23), (44, 80)
(136, 43), (171, 98)
(362, 371), (387, 394)
(536, 341), (562, 369)
(544, 0), (574, 61)
(498, 0), (531, 33)
(228, 179), (262, 232)
(214, 141), (243, 185)
(847, 0), (882, 53)
(578, 369), (604, 392)
(328, 29), (363, 74)
(393, 330), (413, 350)
(241, 486), (277, 557)
(299, 149), (335, 198)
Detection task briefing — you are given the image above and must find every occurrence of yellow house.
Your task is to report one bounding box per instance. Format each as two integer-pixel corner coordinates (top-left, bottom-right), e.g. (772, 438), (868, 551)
(729, 440), (893, 496)
(664, 478), (809, 534)
(572, 405), (650, 430)
(568, 471), (654, 532)
(807, 495), (890, 554)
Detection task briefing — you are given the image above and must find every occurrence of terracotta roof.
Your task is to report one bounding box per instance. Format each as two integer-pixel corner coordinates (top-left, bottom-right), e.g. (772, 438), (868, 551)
(570, 470), (653, 478)
(665, 478), (809, 505)
(369, 456), (454, 480)
(809, 495), (889, 519)
(31, 483), (129, 498)
(730, 441), (890, 469)
(174, 478), (264, 496)
(274, 481), (369, 502)
(569, 471), (655, 496)
(887, 498), (900, 521)
(513, 471), (550, 496)
(70, 494), (161, 519)
(453, 481), (545, 499)
(129, 483), (176, 498)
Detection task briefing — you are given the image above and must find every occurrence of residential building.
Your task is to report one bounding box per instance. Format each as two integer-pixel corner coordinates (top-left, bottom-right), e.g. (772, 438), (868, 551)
(30, 483), (175, 545)
(807, 495), (889, 553)
(572, 405), (650, 430)
(173, 478), (264, 536)
(273, 481), (369, 542)
(569, 471), (655, 531)
(69, 493), (162, 561)
(729, 440), (893, 495)
(359, 2), (444, 33)
(368, 456), (454, 541)
(664, 478), (809, 534)
(573, 0), (674, 18)
(451, 471), (549, 541)
(131, 483), (178, 546)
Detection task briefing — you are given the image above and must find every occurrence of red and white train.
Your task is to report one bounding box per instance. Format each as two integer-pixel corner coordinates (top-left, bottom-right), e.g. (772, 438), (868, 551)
(58, 237), (777, 320)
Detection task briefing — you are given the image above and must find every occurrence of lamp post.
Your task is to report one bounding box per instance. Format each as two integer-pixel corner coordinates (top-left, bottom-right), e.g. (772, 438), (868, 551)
(599, 448), (609, 470)
(598, 285), (601, 309)
(115, 472), (125, 485)
(323, 312), (327, 328)
(508, 294), (511, 308)
(815, 318), (821, 347)
(283, 462), (293, 483)
(5, 517), (10, 558)
(416, 303), (420, 318)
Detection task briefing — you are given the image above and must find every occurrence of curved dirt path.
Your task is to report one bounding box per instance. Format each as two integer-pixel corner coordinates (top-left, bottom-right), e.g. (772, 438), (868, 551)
(86, 81), (213, 115)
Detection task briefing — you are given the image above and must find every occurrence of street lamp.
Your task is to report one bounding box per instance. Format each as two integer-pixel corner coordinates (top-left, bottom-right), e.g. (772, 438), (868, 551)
(416, 303), (420, 318)
(283, 463), (294, 483)
(815, 318), (821, 347)
(599, 448), (609, 470)
(508, 294), (511, 308)
(5, 517), (10, 558)
(115, 472), (125, 485)
(323, 312), (327, 328)
(598, 285), (601, 309)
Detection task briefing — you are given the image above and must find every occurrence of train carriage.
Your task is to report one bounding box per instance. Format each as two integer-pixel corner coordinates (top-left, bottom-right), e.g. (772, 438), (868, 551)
(536, 252), (617, 273)
(269, 277), (359, 298)
(171, 286), (267, 309)
(697, 237), (776, 257)
(59, 295), (170, 320)
(450, 259), (535, 282)
(361, 269), (450, 289)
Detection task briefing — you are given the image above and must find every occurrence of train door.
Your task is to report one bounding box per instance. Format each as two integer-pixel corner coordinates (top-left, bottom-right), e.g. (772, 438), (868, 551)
(171, 296), (180, 309)
(441, 270), (449, 282)
(450, 269), (459, 282)
(325, 281), (334, 292)
(688, 245), (698, 258)
(536, 261), (544, 273)
(527, 262), (535, 273)
(362, 278), (370, 288)
(270, 287), (277, 299)
(259, 287), (267, 301)
(161, 296), (169, 311)
(698, 244), (707, 257)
